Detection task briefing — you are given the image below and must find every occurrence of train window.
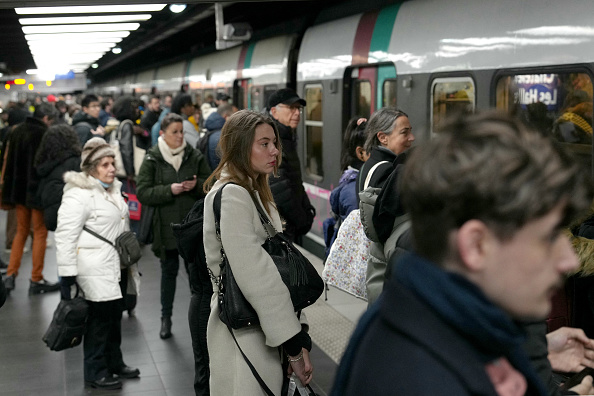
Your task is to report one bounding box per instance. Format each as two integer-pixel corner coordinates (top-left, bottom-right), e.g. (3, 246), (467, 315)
(431, 77), (475, 133)
(496, 72), (593, 172)
(304, 84), (323, 179)
(383, 79), (397, 108)
(264, 85), (278, 110)
(203, 89), (215, 105)
(353, 80), (372, 119)
(250, 86), (263, 112)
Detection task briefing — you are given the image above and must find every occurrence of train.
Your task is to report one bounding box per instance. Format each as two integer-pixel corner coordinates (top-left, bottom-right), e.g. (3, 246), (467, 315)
(91, 0), (594, 256)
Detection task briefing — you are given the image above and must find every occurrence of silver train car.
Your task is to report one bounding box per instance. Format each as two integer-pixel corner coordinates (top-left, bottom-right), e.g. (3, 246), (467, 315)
(93, 0), (594, 255)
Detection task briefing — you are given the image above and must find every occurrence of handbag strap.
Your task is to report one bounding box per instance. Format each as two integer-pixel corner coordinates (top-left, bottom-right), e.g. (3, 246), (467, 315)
(83, 225), (115, 247)
(221, 301), (316, 396)
(248, 194), (278, 239)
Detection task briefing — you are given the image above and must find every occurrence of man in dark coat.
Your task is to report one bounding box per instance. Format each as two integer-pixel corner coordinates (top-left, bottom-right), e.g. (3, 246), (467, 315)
(332, 111), (594, 395)
(266, 88), (315, 244)
(140, 95), (161, 132)
(2, 103), (60, 295)
(72, 94), (104, 146)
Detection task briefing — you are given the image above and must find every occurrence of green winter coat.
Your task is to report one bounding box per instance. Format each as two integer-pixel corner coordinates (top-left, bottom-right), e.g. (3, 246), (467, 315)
(136, 143), (211, 259)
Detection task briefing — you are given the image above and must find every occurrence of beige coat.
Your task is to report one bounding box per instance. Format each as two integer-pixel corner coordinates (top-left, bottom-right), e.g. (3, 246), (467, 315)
(204, 179), (304, 396)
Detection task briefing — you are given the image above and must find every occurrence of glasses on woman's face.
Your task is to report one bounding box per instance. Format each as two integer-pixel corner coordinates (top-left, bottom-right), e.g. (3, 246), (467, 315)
(276, 104), (303, 114)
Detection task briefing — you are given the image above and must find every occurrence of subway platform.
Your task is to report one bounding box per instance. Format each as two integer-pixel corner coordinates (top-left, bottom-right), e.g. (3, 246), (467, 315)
(0, 222), (366, 396)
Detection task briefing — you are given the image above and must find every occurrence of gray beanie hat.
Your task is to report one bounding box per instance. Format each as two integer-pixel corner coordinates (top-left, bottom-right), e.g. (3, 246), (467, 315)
(80, 137), (115, 170)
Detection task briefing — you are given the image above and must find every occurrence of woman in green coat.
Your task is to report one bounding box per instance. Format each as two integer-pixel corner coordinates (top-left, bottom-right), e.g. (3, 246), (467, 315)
(136, 113), (211, 339)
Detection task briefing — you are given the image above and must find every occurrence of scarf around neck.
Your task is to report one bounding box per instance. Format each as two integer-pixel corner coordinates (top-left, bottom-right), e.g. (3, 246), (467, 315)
(394, 253), (547, 396)
(158, 135), (187, 171)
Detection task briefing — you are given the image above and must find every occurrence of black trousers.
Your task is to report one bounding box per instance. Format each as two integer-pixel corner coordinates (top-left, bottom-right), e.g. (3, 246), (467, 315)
(84, 298), (125, 381)
(188, 243), (213, 396)
(161, 249), (189, 318)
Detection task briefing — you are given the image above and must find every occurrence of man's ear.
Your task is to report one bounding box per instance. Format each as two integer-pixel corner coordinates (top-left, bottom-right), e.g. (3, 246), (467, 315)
(270, 106), (277, 119)
(159, 130), (164, 136)
(455, 220), (492, 272)
(377, 131), (387, 145)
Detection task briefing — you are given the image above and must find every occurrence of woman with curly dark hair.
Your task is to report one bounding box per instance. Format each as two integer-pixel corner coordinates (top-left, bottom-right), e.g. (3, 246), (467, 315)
(35, 124), (82, 232)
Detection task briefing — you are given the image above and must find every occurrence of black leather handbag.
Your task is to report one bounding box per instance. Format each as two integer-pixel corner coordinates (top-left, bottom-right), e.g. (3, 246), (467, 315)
(212, 183), (324, 330)
(42, 283), (89, 351)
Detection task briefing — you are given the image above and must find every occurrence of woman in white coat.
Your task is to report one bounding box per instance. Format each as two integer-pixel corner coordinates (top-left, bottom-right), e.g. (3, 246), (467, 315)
(203, 110), (314, 396)
(56, 137), (140, 391)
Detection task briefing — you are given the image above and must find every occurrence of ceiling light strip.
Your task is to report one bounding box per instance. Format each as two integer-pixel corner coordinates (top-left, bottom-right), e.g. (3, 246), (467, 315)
(15, 4), (166, 15)
(20, 14), (152, 25)
(22, 23), (140, 34)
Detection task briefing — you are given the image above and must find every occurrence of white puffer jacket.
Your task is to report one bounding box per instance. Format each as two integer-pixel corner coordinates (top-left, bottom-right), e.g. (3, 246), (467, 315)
(56, 171), (130, 302)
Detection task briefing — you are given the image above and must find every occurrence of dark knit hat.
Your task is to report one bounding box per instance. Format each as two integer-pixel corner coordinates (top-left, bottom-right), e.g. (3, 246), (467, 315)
(267, 88), (306, 110)
(80, 137), (115, 170)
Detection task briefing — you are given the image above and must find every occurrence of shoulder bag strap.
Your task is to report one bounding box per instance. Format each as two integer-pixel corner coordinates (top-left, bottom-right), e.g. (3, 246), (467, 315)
(363, 160), (389, 189)
(248, 194), (278, 238)
(83, 225), (115, 247)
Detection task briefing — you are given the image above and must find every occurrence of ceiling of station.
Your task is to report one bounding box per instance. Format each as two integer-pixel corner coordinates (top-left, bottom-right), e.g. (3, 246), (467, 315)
(0, 0), (392, 85)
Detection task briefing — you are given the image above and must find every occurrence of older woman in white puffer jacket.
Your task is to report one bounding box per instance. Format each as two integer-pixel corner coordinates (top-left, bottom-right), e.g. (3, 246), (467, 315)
(55, 137), (140, 391)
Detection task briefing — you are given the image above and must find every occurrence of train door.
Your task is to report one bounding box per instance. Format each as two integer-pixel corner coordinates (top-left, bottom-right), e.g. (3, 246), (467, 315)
(347, 63), (397, 121)
(233, 78), (252, 109)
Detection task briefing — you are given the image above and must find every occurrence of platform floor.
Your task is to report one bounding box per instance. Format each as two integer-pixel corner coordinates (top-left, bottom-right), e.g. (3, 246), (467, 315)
(0, 225), (366, 396)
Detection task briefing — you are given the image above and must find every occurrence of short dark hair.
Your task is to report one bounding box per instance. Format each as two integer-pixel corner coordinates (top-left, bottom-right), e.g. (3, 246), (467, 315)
(161, 112), (183, 132)
(81, 94), (99, 108)
(401, 110), (593, 264)
(171, 93), (193, 115)
(33, 102), (58, 121)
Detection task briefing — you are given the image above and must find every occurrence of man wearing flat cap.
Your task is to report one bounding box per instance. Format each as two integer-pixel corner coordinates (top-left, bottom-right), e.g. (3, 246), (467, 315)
(266, 88), (316, 244)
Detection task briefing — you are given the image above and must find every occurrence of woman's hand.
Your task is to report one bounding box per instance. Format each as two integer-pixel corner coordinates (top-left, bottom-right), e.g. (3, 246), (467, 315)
(171, 183), (184, 195)
(287, 348), (313, 386)
(182, 176), (197, 191)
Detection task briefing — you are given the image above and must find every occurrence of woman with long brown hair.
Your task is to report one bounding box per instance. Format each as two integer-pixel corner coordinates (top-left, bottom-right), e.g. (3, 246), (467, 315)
(203, 110), (314, 395)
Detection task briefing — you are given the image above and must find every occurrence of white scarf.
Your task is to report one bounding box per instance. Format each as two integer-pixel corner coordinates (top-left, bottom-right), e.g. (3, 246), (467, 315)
(158, 135), (187, 171)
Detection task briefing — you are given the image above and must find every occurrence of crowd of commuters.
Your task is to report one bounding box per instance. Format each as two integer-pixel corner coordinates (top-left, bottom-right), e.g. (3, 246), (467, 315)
(3, 88), (594, 396)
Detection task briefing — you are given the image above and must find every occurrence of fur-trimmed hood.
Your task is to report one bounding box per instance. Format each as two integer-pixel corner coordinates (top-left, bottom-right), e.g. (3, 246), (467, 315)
(63, 171), (122, 194)
(567, 230), (594, 276)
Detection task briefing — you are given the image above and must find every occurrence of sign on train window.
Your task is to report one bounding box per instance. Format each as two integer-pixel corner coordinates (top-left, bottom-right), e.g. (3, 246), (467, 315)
(353, 80), (372, 119)
(496, 72), (593, 172)
(383, 79), (397, 108)
(431, 77), (475, 133)
(304, 84), (323, 180)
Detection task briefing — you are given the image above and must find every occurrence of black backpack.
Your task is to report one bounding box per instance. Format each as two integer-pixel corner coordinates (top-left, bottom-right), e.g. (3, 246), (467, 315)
(196, 130), (215, 165)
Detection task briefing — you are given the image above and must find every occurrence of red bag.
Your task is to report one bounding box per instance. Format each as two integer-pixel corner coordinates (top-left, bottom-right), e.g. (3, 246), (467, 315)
(124, 181), (142, 221)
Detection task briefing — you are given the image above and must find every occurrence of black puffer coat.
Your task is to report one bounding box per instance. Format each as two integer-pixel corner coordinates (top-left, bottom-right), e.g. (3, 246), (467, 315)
(72, 111), (100, 146)
(268, 119), (315, 240)
(36, 155), (81, 231)
(2, 117), (47, 209)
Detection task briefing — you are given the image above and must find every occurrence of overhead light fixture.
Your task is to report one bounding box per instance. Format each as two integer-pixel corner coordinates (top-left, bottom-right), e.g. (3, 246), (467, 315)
(26, 31), (129, 41)
(20, 14), (152, 25)
(29, 45), (114, 54)
(22, 23), (140, 34)
(92, 63), (99, 69)
(169, 4), (187, 13)
(112, 47), (122, 54)
(15, 4), (166, 14)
